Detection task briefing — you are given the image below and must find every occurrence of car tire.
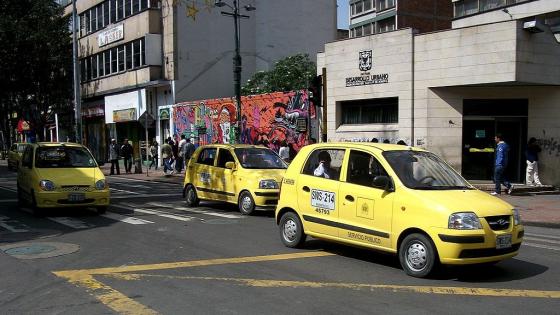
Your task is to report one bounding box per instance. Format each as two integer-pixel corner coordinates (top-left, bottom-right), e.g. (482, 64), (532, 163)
(399, 233), (438, 278)
(185, 185), (200, 207)
(96, 206), (107, 214)
(30, 190), (43, 217)
(238, 191), (255, 215)
(279, 212), (306, 248)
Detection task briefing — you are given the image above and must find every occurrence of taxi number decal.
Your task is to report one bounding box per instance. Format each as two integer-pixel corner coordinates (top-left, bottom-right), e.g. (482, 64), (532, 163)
(311, 189), (335, 210)
(199, 172), (211, 184)
(315, 208), (331, 215)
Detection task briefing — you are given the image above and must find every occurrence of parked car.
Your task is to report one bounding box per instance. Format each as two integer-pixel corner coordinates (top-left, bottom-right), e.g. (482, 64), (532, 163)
(275, 142), (524, 278)
(183, 144), (287, 215)
(8, 143), (28, 170)
(17, 142), (110, 215)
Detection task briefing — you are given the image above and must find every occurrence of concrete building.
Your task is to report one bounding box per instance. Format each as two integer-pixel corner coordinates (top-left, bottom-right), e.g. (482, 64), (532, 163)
(348, 0), (453, 38)
(61, 0), (337, 161)
(318, 0), (560, 186)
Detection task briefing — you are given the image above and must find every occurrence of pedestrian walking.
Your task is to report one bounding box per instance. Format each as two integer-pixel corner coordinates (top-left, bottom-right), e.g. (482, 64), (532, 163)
(491, 133), (513, 195)
(149, 140), (159, 170)
(184, 138), (195, 165)
(171, 136), (179, 172)
(526, 137), (542, 186)
(109, 138), (120, 175)
(121, 139), (133, 174)
(177, 134), (187, 173)
(161, 138), (174, 175)
(278, 141), (290, 162)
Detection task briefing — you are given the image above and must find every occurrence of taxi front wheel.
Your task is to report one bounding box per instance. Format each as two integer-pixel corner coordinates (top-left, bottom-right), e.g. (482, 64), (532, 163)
(238, 191), (255, 215)
(399, 233), (438, 278)
(185, 185), (200, 207)
(279, 212), (306, 248)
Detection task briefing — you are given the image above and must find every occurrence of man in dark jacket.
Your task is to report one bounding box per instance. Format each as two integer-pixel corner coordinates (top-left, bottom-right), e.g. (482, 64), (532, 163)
(109, 138), (120, 175)
(121, 139), (133, 174)
(492, 134), (513, 195)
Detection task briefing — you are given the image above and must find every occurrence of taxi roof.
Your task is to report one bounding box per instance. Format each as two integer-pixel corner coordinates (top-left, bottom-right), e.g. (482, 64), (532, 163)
(306, 142), (426, 152)
(35, 142), (84, 148)
(199, 143), (269, 149)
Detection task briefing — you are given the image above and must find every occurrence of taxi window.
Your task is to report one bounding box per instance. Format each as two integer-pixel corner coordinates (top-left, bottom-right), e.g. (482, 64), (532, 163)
(17, 144), (27, 153)
(197, 148), (216, 166)
(346, 150), (388, 187)
(35, 147), (97, 168)
(21, 146), (33, 168)
(302, 149), (344, 181)
(216, 148), (235, 168)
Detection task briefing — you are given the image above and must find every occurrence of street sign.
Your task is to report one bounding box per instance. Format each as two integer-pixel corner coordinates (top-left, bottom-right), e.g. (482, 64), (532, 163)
(139, 112), (154, 128)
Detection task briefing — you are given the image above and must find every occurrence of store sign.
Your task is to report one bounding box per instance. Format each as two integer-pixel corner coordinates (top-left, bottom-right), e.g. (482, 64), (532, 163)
(346, 50), (389, 87)
(159, 108), (170, 120)
(98, 24), (124, 47)
(113, 108), (136, 122)
(82, 105), (105, 117)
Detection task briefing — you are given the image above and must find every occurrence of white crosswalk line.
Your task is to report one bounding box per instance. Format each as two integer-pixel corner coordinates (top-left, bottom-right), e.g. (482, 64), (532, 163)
(101, 212), (154, 225)
(0, 215), (30, 232)
(524, 232), (560, 240)
(523, 242), (560, 251)
(0, 186), (17, 192)
(111, 193), (179, 199)
(110, 188), (141, 195)
(113, 204), (196, 222)
(148, 202), (243, 219)
(48, 217), (95, 229)
(524, 236), (560, 245)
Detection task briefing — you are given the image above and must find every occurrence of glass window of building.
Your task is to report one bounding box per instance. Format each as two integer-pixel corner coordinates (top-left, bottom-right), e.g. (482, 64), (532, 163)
(140, 38), (145, 66)
(111, 0), (118, 23)
(341, 97), (398, 125)
(91, 55), (98, 79)
(355, 25), (363, 37)
(126, 42), (133, 69)
(104, 50), (111, 75)
(117, 0), (124, 20)
(133, 40), (141, 67)
(355, 1), (363, 14)
(141, 0), (148, 10)
(111, 47), (118, 73)
(364, 0), (372, 11)
(103, 2), (110, 26)
(117, 46), (125, 72)
(90, 7), (97, 32)
(133, 0), (140, 14)
(125, 0), (132, 16)
(85, 57), (92, 81)
(97, 5), (104, 29)
(98, 54), (105, 77)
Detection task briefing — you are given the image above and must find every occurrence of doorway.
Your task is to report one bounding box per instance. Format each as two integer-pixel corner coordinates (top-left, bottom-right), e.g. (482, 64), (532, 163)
(461, 99), (527, 183)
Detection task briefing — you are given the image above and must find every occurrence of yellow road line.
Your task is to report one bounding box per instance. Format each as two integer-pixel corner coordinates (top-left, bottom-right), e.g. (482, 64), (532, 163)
(104, 273), (560, 299)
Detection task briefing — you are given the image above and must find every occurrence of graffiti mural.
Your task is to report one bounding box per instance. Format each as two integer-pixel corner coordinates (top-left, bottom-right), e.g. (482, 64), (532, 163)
(173, 90), (316, 157)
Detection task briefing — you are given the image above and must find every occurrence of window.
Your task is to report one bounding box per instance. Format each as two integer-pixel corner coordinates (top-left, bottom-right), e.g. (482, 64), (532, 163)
(302, 149), (345, 181)
(104, 50), (111, 75)
(99, 54), (105, 77)
(97, 5), (103, 29)
(111, 47), (118, 73)
(117, 0), (124, 20)
(117, 46), (125, 71)
(216, 149), (235, 168)
(234, 148), (287, 169)
(364, 23), (372, 35)
(379, 0), (395, 11)
(197, 148), (217, 166)
(133, 39), (141, 67)
(91, 55), (98, 79)
(103, 2), (110, 26)
(80, 59), (86, 82)
(355, 26), (363, 37)
(140, 38), (145, 66)
(346, 150), (388, 188)
(111, 0), (117, 23)
(126, 42), (133, 69)
(341, 97), (398, 125)
(355, 1), (363, 14)
(141, 0), (148, 10)
(364, 0), (373, 11)
(90, 7), (97, 32)
(133, 0), (140, 13)
(85, 57), (92, 80)
(378, 17), (395, 33)
(464, 0), (479, 15)
(125, 0), (131, 16)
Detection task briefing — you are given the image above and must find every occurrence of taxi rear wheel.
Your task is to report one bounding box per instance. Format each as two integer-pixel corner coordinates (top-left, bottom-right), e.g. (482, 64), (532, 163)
(185, 185), (200, 207)
(279, 212), (306, 248)
(399, 233), (437, 278)
(238, 191), (255, 215)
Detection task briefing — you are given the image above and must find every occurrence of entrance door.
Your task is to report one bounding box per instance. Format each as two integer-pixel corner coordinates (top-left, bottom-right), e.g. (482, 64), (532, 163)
(496, 119), (525, 183)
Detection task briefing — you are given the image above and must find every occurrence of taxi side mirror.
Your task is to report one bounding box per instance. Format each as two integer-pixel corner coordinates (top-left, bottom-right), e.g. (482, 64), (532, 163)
(225, 161), (236, 170)
(373, 175), (394, 192)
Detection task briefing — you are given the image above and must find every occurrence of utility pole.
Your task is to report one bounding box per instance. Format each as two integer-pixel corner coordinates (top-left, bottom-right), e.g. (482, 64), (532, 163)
(72, 0), (82, 143)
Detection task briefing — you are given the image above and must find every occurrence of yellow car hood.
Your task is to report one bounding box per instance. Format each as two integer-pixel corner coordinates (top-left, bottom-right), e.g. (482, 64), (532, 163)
(408, 188), (513, 218)
(35, 167), (103, 186)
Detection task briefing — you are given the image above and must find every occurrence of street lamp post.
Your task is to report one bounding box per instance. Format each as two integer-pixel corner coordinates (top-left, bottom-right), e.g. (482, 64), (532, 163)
(215, 0), (255, 144)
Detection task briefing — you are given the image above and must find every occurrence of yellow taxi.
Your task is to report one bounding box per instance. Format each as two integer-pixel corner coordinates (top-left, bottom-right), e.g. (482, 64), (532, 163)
(183, 144), (287, 215)
(8, 143), (28, 171)
(275, 143), (524, 277)
(17, 142), (110, 215)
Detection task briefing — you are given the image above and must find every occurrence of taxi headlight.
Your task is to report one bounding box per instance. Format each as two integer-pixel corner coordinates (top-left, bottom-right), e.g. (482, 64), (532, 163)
(95, 180), (107, 190)
(39, 180), (55, 191)
(259, 179), (278, 189)
(513, 208), (521, 225)
(448, 212), (482, 230)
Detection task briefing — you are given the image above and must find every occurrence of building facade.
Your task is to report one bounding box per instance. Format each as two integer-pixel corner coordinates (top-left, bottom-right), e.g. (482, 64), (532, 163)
(319, 0), (560, 186)
(62, 0), (337, 161)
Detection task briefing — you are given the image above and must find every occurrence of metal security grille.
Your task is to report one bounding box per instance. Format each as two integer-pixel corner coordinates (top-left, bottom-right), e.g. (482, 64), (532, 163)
(485, 215), (511, 231)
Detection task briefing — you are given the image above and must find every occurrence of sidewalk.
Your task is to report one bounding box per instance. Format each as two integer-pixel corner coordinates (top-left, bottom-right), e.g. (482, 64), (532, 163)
(99, 163), (184, 185)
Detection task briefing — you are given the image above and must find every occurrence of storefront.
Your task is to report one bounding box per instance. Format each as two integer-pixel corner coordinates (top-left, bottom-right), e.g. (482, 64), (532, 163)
(318, 20), (560, 186)
(82, 102), (106, 162)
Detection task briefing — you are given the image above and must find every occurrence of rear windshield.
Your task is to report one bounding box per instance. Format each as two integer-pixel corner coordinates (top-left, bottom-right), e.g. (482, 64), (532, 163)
(35, 147), (97, 168)
(234, 148), (287, 169)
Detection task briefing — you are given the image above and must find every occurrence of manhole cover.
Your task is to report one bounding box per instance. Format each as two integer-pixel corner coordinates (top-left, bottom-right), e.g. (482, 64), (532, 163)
(203, 219), (240, 225)
(0, 242), (79, 259)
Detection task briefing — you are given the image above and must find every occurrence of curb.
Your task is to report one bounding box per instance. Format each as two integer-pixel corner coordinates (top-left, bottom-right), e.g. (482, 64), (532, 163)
(521, 221), (560, 229)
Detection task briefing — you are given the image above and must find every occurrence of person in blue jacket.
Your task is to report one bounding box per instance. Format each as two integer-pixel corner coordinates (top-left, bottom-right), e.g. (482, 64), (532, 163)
(492, 133), (513, 195)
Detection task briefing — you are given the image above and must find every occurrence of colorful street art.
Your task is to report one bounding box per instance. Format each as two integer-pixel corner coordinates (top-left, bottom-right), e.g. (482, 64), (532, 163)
(172, 90), (316, 157)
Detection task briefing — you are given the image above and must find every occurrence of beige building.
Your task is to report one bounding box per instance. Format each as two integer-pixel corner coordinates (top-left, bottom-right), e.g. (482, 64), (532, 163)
(318, 0), (560, 186)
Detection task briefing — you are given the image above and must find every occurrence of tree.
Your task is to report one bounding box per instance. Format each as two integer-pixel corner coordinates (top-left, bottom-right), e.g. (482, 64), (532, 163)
(241, 54), (316, 95)
(0, 0), (73, 143)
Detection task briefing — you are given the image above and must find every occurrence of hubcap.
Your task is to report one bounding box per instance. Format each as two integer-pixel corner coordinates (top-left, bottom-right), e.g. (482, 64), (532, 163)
(283, 219), (297, 241)
(406, 241), (427, 271)
(187, 189), (195, 202)
(241, 195), (252, 211)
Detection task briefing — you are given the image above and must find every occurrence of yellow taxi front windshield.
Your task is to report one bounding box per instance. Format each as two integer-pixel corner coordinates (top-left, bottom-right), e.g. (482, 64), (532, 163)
(35, 147), (97, 168)
(383, 150), (472, 190)
(234, 148), (287, 169)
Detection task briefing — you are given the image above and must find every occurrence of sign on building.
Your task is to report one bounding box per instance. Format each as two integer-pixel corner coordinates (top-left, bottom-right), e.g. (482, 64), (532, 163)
(98, 24), (124, 47)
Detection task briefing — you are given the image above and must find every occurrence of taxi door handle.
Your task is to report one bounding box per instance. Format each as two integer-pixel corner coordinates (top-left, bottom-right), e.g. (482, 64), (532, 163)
(302, 186), (310, 192)
(345, 195), (355, 202)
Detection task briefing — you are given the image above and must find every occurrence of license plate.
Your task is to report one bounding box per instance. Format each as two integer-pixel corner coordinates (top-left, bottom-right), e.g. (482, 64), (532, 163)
(496, 234), (512, 249)
(68, 193), (85, 202)
(311, 189), (335, 210)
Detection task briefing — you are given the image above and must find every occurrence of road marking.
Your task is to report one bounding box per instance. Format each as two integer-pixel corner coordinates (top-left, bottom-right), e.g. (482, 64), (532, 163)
(101, 212), (154, 225)
(525, 233), (560, 240)
(111, 193), (180, 200)
(523, 242), (560, 251)
(0, 199), (17, 203)
(0, 186), (17, 192)
(524, 236), (560, 245)
(112, 204), (195, 222)
(148, 201), (243, 219)
(105, 273), (560, 299)
(0, 215), (29, 232)
(110, 188), (141, 195)
(48, 217), (95, 229)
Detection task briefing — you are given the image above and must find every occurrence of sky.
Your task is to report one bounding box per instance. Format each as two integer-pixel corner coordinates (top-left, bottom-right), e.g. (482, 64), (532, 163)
(337, 0), (349, 29)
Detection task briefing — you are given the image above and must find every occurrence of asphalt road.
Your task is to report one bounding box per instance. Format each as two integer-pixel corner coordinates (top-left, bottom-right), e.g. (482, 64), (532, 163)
(0, 163), (559, 314)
